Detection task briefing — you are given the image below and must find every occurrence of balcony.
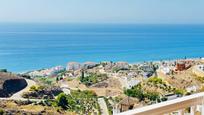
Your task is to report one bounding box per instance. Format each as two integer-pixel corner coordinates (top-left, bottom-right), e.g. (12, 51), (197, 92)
(117, 92), (204, 115)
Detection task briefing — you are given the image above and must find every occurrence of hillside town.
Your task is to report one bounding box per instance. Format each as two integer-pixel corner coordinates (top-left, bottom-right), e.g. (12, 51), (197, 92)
(1, 58), (204, 114)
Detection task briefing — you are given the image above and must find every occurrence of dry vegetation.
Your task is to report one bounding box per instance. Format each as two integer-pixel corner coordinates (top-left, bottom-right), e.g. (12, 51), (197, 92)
(0, 100), (75, 115)
(158, 68), (203, 90)
(67, 78), (123, 97)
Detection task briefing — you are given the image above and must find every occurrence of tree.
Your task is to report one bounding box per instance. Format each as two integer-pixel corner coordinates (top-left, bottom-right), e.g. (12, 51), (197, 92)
(53, 90), (98, 114)
(56, 77), (59, 82)
(80, 70), (85, 82)
(125, 85), (144, 101)
(56, 93), (69, 110)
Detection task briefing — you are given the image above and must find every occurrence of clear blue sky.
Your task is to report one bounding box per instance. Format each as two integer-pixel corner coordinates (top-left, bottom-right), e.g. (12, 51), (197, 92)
(0, 0), (204, 24)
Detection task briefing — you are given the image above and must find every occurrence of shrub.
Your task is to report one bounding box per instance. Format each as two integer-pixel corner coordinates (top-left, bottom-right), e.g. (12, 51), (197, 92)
(124, 84), (161, 102)
(125, 85), (144, 101)
(56, 93), (69, 110)
(54, 90), (98, 114)
(21, 74), (31, 79)
(174, 89), (186, 96)
(0, 108), (4, 115)
(112, 67), (121, 73)
(161, 97), (168, 101)
(148, 77), (163, 85)
(29, 85), (38, 91)
(145, 92), (160, 101)
(80, 73), (108, 86)
(37, 85), (45, 90)
(0, 69), (7, 72)
(29, 85), (45, 92)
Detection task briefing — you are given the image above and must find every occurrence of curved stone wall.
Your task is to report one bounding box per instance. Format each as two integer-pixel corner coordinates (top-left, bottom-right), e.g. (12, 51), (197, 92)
(0, 79), (27, 97)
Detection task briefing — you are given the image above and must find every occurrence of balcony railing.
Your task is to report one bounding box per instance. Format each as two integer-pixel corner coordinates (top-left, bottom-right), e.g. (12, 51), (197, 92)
(117, 92), (204, 115)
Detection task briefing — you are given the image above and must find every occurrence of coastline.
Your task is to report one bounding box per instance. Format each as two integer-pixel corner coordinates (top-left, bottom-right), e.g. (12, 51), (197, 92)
(15, 57), (204, 74)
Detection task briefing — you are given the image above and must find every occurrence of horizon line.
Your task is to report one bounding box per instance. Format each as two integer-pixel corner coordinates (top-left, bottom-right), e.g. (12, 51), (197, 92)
(0, 22), (204, 25)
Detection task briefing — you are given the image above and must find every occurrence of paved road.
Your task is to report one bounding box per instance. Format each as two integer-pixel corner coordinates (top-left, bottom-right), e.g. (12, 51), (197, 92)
(60, 82), (71, 95)
(10, 79), (36, 99)
(98, 98), (109, 115)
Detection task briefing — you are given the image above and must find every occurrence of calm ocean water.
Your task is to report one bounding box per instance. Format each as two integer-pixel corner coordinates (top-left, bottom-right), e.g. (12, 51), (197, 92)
(0, 24), (204, 72)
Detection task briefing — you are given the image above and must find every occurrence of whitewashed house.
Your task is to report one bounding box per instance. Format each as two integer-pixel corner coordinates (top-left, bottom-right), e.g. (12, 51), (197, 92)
(160, 66), (171, 75)
(122, 77), (140, 89)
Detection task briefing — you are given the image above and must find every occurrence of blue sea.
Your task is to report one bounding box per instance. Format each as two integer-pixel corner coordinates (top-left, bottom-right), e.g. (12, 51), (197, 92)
(0, 23), (204, 72)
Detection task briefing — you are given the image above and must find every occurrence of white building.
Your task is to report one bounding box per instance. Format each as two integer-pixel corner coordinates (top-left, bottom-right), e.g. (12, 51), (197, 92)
(114, 62), (129, 70)
(122, 77), (140, 89)
(83, 62), (98, 69)
(160, 66), (171, 75)
(186, 85), (198, 93)
(67, 62), (81, 71)
(28, 66), (65, 77)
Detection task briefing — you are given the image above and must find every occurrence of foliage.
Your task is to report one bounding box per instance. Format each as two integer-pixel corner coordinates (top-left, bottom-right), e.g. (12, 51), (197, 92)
(56, 77), (59, 82)
(112, 67), (121, 73)
(80, 73), (108, 86)
(57, 70), (67, 76)
(124, 84), (160, 101)
(174, 89), (186, 96)
(80, 71), (85, 82)
(96, 102), (101, 115)
(56, 93), (69, 109)
(148, 77), (164, 85)
(29, 85), (45, 92)
(21, 74), (31, 79)
(30, 85), (38, 91)
(196, 76), (204, 83)
(124, 84), (145, 101)
(199, 86), (204, 92)
(146, 76), (175, 94)
(161, 97), (168, 101)
(53, 90), (98, 114)
(104, 98), (113, 115)
(0, 108), (4, 115)
(0, 69), (7, 72)
(43, 79), (52, 85)
(37, 77), (55, 85)
(66, 77), (74, 81)
(114, 97), (123, 103)
(144, 92), (160, 101)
